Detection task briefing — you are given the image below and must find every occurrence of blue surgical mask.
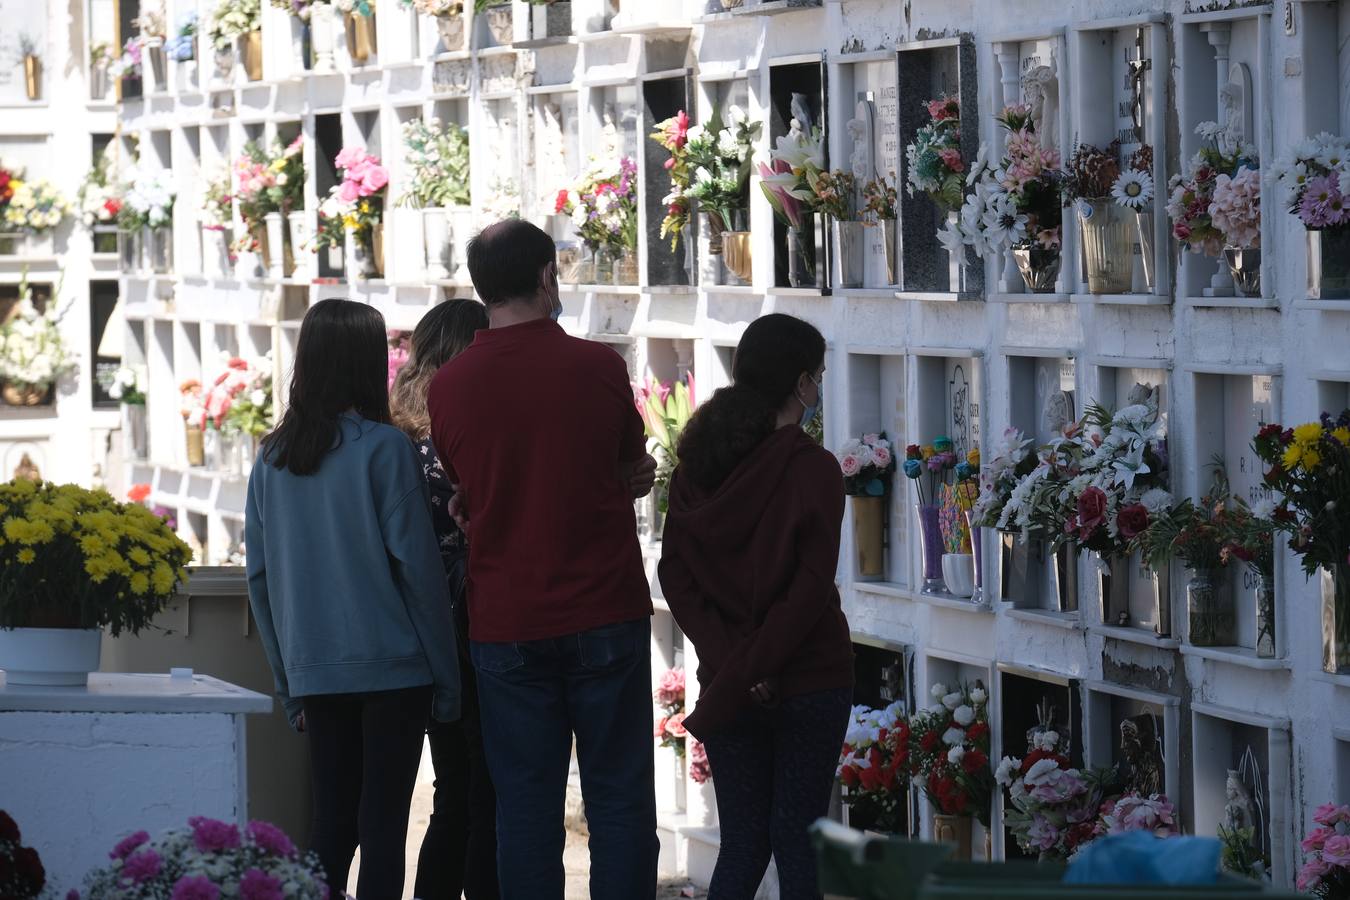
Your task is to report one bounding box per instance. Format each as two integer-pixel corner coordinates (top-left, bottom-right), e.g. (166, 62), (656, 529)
(550, 302), (562, 322)
(799, 374), (822, 429)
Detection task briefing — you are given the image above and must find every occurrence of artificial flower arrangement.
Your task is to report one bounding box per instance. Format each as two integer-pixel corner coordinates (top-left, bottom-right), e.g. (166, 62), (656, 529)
(402, 0), (465, 15)
(325, 146), (388, 250)
(837, 701), (911, 834)
(1298, 802), (1350, 898)
(941, 105), (1065, 262)
(1167, 122), (1259, 256)
(135, 1), (168, 38)
(166, 10), (198, 60)
(0, 478), (192, 634)
(1252, 413), (1350, 578)
(100, 366), (147, 406)
(122, 167), (176, 231)
(905, 95), (965, 213)
(1138, 465), (1233, 575)
(680, 105), (761, 235)
(78, 150), (124, 232)
(108, 37), (144, 80)
(181, 378), (204, 426)
(861, 173), (898, 224)
(633, 373), (695, 512)
(759, 119), (827, 233)
(336, 0), (376, 13)
(198, 356), (268, 435)
(650, 110), (692, 250)
(1062, 141), (1121, 206)
(0, 282), (74, 399)
(653, 667), (687, 757)
(3, 179), (70, 235)
(908, 681), (994, 826)
(810, 170), (859, 222)
(201, 168), (234, 232)
(312, 193), (348, 254)
(225, 368), (274, 440)
(209, 0), (262, 51)
(0, 810), (46, 900)
(479, 176), (521, 223)
(972, 427), (1036, 530)
(996, 721), (1114, 860)
(556, 157), (639, 256)
(400, 118), (471, 208)
(76, 817), (326, 900)
(939, 452), (980, 556)
(90, 41), (116, 73)
(232, 142), (280, 254)
(902, 437), (958, 507)
(1269, 132), (1350, 233)
(689, 739), (712, 785)
(837, 433), (897, 496)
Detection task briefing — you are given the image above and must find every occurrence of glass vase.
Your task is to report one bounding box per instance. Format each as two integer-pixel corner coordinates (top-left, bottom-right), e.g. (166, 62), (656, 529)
(1013, 245), (1060, 293)
(963, 509), (984, 607)
(594, 245), (614, 284)
(1187, 569), (1235, 647)
(1224, 246), (1261, 298)
(915, 504), (946, 594)
(1254, 570), (1276, 659)
(1322, 564), (1350, 674)
(614, 246), (638, 285)
(1307, 227), (1350, 300)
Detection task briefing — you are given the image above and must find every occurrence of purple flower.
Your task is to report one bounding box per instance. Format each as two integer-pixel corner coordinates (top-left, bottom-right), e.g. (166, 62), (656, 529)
(110, 830), (151, 860)
(239, 869), (284, 900)
(121, 849), (162, 884)
(245, 821), (297, 859)
(171, 875), (220, 900)
(188, 816), (241, 853)
(1299, 175), (1343, 228)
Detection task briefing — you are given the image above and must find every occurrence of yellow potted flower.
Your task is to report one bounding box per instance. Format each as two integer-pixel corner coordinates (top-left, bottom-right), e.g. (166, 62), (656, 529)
(0, 480), (193, 685)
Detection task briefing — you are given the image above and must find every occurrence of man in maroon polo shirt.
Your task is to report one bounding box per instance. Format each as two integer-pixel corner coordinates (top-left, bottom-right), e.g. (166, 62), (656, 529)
(428, 219), (659, 900)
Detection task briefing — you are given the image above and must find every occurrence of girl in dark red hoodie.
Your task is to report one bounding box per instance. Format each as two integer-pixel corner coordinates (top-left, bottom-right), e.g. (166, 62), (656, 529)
(659, 314), (854, 900)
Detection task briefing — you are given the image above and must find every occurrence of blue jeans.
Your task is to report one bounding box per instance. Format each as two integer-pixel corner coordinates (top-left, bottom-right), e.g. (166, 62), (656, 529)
(471, 618), (658, 900)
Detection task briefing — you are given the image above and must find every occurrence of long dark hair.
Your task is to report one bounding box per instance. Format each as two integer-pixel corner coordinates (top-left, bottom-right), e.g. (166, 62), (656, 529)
(261, 298), (392, 476)
(390, 298), (488, 439)
(676, 314), (825, 491)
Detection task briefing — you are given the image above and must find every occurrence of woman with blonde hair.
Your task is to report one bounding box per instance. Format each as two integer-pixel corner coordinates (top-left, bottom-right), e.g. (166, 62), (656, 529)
(390, 297), (499, 900)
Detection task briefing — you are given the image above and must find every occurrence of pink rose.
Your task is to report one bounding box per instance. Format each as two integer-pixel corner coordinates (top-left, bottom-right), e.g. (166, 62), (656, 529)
(1322, 834), (1350, 867)
(871, 446), (893, 468)
(334, 147), (363, 170)
(1298, 858), (1331, 892)
(862, 433), (881, 446)
(840, 453), (862, 477)
(1315, 803), (1350, 827)
(1304, 826), (1333, 853)
(360, 164), (389, 194)
(338, 180), (361, 204)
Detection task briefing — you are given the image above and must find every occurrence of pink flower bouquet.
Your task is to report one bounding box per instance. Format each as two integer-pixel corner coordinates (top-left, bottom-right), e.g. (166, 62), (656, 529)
(1299, 802), (1350, 897)
(836, 433), (897, 497)
(1210, 166), (1261, 249)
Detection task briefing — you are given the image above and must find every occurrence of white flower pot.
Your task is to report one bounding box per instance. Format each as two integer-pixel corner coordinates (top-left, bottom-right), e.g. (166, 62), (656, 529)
(423, 208), (450, 280)
(0, 627), (103, 686)
(941, 554), (976, 599)
(310, 4), (338, 74)
(264, 212), (285, 280)
(287, 211), (312, 279)
(144, 39), (168, 93)
(202, 226), (231, 277)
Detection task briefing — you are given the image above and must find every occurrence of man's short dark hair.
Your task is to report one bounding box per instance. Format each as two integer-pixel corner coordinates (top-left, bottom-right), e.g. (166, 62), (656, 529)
(467, 219), (557, 306)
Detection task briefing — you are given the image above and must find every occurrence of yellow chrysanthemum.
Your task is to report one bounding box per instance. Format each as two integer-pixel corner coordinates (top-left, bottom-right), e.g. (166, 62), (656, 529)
(85, 554), (117, 583)
(80, 534), (106, 556)
(1334, 427), (1350, 446)
(1294, 423), (1324, 445)
(151, 562), (176, 595)
(128, 547), (151, 567)
(16, 548), (35, 564)
(1303, 447), (1323, 469)
(129, 572), (150, 595)
(1283, 444), (1303, 470)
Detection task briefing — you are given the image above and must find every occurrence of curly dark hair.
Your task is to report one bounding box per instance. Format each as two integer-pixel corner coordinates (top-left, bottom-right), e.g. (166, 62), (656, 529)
(676, 314), (825, 491)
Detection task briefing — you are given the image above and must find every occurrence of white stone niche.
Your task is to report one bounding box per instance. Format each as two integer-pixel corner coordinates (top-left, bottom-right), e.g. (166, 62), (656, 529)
(845, 350), (909, 587)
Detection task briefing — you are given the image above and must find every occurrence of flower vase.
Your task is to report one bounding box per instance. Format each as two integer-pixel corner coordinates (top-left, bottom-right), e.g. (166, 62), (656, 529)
(2, 383), (48, 406)
(998, 531), (1043, 607)
(213, 46), (236, 85)
(680, 224), (695, 284)
(1255, 571), (1276, 659)
(23, 54), (41, 101)
(149, 226), (173, 274)
(123, 404), (148, 460)
(834, 220), (864, 288)
(915, 504), (946, 594)
(93, 225), (119, 255)
(372, 224), (386, 276)
(436, 13), (467, 52)
(345, 12), (377, 63)
(204, 427), (222, 470)
(851, 495), (885, 579)
(705, 210), (727, 256)
(614, 246), (638, 285)
(310, 4), (338, 73)
(423, 208), (450, 280)
(1308, 227), (1350, 299)
(963, 510), (985, 606)
(932, 815), (973, 862)
(90, 61), (110, 101)
(1099, 553), (1131, 627)
(787, 218), (821, 289)
(1013, 245), (1060, 293)
(1224, 246), (1261, 298)
(264, 213), (285, 280)
(1322, 564), (1350, 674)
(119, 229), (142, 273)
(240, 30), (263, 81)
(876, 219), (897, 286)
(287, 212), (311, 279)
(1187, 569), (1235, 647)
(144, 39), (168, 93)
(1053, 542), (1080, 613)
(185, 423), (205, 467)
(0, 628), (102, 686)
(723, 233), (752, 284)
(1078, 199), (1135, 294)
(941, 554), (975, 599)
(594, 246), (615, 284)
(1136, 211), (1155, 293)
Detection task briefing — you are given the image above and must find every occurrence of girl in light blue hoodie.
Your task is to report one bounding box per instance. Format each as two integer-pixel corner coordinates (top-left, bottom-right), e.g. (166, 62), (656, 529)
(245, 298), (459, 900)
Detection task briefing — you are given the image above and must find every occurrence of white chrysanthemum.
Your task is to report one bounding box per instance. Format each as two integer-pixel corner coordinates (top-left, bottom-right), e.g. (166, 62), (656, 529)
(1113, 170), (1154, 210)
(1251, 495), (1278, 520)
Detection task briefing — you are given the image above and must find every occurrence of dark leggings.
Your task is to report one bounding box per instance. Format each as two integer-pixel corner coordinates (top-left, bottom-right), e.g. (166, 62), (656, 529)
(414, 627), (500, 900)
(701, 687), (852, 900)
(304, 685), (432, 900)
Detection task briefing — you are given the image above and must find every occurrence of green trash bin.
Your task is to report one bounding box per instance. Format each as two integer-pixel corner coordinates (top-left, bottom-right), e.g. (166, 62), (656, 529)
(811, 821), (1305, 900)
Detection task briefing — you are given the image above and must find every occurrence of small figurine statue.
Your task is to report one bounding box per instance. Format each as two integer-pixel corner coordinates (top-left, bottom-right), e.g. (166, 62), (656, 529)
(1042, 389), (1074, 437)
(1021, 62), (1059, 152)
(13, 452), (40, 483)
(1224, 769), (1256, 833)
(1127, 381), (1158, 409)
(1118, 714), (1163, 796)
(790, 92), (814, 134)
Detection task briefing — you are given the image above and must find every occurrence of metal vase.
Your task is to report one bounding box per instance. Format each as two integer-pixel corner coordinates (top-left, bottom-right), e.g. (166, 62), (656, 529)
(1099, 553), (1131, 627)
(1187, 569), (1235, 647)
(1077, 199), (1135, 294)
(999, 531), (1043, 607)
(123, 404), (148, 460)
(915, 504), (946, 594)
(90, 62), (109, 101)
(1322, 565), (1350, 674)
(852, 495), (885, 579)
(119, 230), (141, 273)
(145, 40), (168, 92)
(705, 210), (726, 256)
(1224, 246), (1262, 298)
(1013, 245), (1060, 293)
(240, 30), (263, 81)
(932, 814), (973, 861)
(834, 220), (865, 288)
(1255, 571), (1277, 659)
(1136, 211), (1155, 293)
(1307, 227), (1350, 300)
(1053, 542), (1080, 613)
(345, 12), (377, 62)
(882, 219), (897, 286)
(185, 424), (206, 467)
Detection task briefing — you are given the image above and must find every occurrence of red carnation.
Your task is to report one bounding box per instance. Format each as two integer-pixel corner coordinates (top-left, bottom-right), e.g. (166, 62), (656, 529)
(920, 730), (941, 753)
(961, 749), (988, 774)
(1258, 423), (1281, 440)
(965, 722), (988, 743)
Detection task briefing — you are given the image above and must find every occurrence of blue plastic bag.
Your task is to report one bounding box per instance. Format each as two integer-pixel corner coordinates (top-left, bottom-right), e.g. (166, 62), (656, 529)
(1063, 832), (1222, 885)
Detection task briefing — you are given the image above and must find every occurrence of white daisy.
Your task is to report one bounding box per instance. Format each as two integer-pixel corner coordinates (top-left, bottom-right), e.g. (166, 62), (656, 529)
(1112, 170), (1154, 210)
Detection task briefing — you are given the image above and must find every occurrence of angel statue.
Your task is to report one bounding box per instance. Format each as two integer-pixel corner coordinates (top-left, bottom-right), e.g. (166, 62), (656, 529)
(1118, 714), (1163, 797)
(1224, 769), (1256, 833)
